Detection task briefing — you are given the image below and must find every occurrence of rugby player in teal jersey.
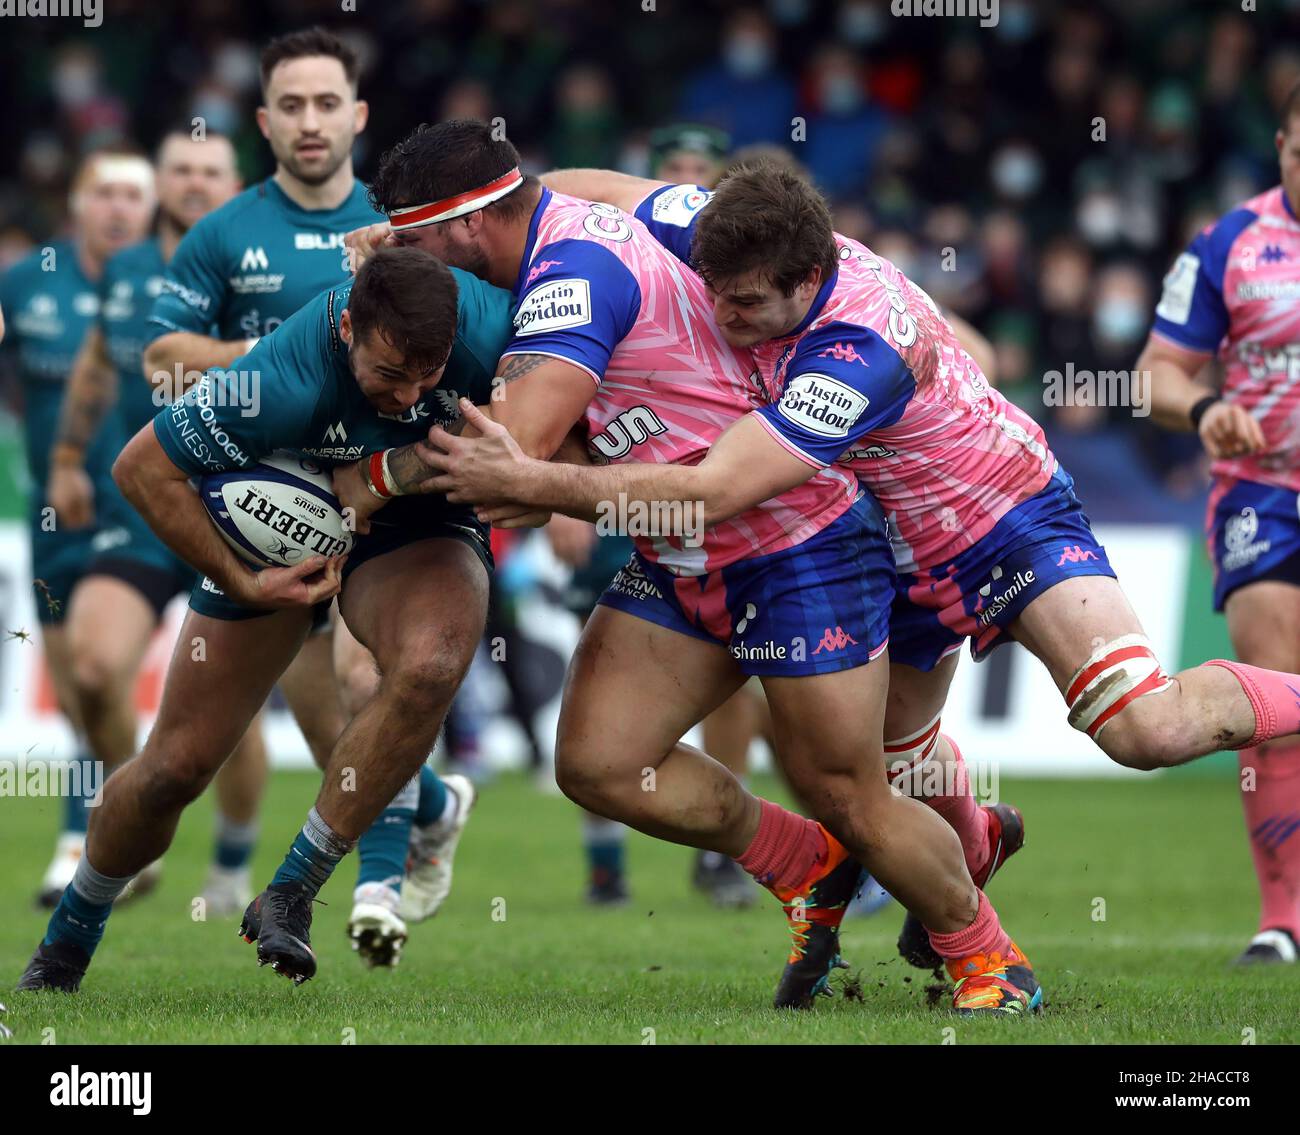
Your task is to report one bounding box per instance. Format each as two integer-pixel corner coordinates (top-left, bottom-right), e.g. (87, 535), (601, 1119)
(139, 29), (473, 955)
(0, 149), (154, 908)
(46, 130), (259, 916)
(18, 246), (512, 991)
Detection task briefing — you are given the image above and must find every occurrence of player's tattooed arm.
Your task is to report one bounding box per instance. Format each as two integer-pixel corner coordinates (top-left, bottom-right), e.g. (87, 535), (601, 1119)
(47, 328), (119, 528)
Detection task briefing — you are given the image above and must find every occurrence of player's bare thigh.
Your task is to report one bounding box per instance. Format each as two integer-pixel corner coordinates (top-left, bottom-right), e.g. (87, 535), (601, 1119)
(65, 575), (157, 689)
(556, 605), (746, 798)
(1007, 575), (1146, 691)
(147, 607), (315, 776)
(883, 652), (961, 741)
(338, 537), (489, 690)
(761, 652), (893, 822)
(1224, 580), (1300, 673)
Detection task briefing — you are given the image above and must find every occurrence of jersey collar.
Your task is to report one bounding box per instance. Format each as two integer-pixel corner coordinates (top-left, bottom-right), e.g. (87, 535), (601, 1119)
(1281, 185), (1299, 224)
(781, 266), (838, 341)
(513, 187), (553, 299)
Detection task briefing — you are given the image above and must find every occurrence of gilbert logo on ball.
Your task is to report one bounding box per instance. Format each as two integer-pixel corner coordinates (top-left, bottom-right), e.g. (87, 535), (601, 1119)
(201, 451), (354, 567)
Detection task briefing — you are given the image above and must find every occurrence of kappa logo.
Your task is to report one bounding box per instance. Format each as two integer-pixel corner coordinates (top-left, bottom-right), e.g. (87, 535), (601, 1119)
(524, 259), (563, 288)
(817, 341), (869, 366)
(324, 422), (348, 444)
(812, 626), (858, 654)
(1056, 544), (1099, 567)
(240, 246), (270, 272)
(1260, 244), (1291, 264)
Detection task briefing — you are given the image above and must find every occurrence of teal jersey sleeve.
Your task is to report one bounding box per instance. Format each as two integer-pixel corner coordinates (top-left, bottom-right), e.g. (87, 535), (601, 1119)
(153, 292), (333, 475)
(444, 267), (515, 403)
(148, 216), (227, 339)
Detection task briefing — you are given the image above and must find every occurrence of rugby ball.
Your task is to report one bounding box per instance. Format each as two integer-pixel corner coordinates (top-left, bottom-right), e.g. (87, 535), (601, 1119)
(200, 451), (354, 568)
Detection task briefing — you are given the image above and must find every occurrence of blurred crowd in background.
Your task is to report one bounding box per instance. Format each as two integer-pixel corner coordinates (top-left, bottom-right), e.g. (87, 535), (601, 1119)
(2, 0), (1299, 523)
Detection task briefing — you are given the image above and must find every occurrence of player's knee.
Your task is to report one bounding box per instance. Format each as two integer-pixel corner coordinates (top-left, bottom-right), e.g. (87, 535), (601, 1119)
(1095, 709), (1186, 771)
(69, 647), (130, 713)
(385, 648), (466, 713)
(554, 746), (625, 814)
(135, 739), (218, 811)
(337, 654), (379, 716)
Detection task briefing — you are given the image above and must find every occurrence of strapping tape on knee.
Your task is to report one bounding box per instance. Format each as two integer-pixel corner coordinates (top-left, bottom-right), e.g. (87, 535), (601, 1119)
(1065, 633), (1171, 739)
(884, 712), (942, 788)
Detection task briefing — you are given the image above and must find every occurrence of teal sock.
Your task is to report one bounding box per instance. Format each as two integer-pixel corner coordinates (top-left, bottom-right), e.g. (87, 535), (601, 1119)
(414, 764), (448, 828)
(356, 774), (418, 894)
(583, 816), (627, 876)
(214, 815), (257, 870)
(61, 751), (98, 835)
(43, 858), (130, 956)
(271, 808), (355, 897)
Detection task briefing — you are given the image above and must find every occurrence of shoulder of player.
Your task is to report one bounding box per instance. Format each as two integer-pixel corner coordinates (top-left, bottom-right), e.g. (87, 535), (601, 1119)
(103, 238), (160, 282)
(789, 320), (910, 377)
(1192, 204), (1264, 271)
(177, 184), (270, 252)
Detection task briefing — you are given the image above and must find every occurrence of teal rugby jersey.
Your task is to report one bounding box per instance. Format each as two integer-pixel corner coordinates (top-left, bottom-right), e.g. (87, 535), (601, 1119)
(148, 178), (383, 343)
(100, 236), (172, 438)
(154, 268), (514, 478)
(0, 240), (117, 489)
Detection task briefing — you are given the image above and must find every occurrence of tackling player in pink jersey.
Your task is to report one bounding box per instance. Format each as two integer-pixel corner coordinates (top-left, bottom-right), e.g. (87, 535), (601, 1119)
(340, 120), (1042, 1015)
(434, 157), (1300, 989)
(1139, 82), (1300, 966)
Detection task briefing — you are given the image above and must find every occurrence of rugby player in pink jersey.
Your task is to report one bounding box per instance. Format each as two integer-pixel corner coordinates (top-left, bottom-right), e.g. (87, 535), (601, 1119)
(339, 120), (1041, 1015)
(1137, 83), (1300, 966)
(428, 157), (1300, 993)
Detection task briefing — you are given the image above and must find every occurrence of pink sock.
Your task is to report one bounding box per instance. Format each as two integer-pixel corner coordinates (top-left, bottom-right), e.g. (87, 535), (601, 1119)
(736, 798), (828, 890)
(1206, 659), (1300, 745)
(1238, 742), (1300, 938)
(922, 737), (991, 880)
(926, 890), (1020, 966)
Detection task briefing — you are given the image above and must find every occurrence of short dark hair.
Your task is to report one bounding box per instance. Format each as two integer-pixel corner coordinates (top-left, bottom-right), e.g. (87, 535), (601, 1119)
(346, 247), (459, 374)
(692, 161), (838, 296)
(1282, 78), (1300, 133)
(260, 26), (359, 96)
(369, 119), (536, 221)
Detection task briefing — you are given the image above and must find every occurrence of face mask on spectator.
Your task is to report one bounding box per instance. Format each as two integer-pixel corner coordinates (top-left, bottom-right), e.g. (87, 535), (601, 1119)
(192, 93), (240, 137)
(821, 75), (863, 116)
(53, 58), (98, 106)
(1078, 193), (1124, 243)
(725, 35), (772, 78)
(991, 147), (1042, 198)
(1094, 300), (1146, 344)
(839, 2), (885, 44)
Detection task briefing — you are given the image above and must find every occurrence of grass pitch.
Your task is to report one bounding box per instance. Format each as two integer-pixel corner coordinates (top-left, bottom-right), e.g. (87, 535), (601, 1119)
(1, 769), (1295, 1045)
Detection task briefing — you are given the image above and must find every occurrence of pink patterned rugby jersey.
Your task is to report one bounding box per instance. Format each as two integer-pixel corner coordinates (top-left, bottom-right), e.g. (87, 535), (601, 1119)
(1153, 185), (1300, 491)
(500, 189), (858, 575)
(751, 234), (1057, 573)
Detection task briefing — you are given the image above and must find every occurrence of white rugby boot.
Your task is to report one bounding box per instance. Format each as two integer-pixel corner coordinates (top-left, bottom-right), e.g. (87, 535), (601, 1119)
(201, 864), (253, 917)
(399, 774), (476, 922)
(36, 833), (85, 908)
(348, 883), (409, 968)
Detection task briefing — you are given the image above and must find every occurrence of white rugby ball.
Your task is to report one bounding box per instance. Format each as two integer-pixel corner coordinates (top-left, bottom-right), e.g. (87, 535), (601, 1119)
(200, 451), (354, 568)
